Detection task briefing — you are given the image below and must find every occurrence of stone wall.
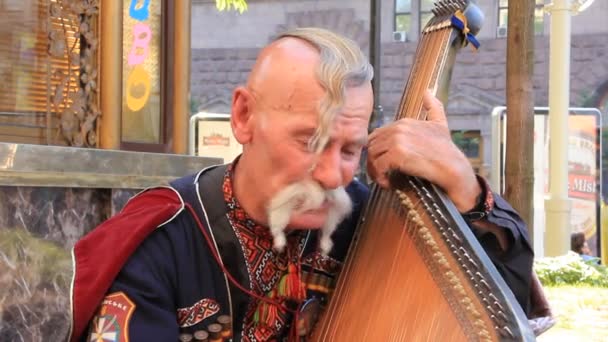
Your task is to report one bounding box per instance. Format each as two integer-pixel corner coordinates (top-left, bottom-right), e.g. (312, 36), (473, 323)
(0, 187), (111, 249)
(191, 0), (371, 49)
(0, 143), (220, 341)
(191, 32), (608, 119)
(0, 186), (135, 341)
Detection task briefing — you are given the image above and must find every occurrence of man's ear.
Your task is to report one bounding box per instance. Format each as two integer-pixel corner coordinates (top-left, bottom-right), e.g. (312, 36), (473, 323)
(231, 86), (254, 144)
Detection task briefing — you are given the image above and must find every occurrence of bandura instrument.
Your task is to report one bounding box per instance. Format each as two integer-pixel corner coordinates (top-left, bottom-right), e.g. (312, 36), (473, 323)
(310, 1), (535, 341)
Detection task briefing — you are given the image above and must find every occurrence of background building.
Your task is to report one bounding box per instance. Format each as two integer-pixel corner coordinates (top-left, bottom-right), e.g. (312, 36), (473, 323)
(190, 0), (608, 177)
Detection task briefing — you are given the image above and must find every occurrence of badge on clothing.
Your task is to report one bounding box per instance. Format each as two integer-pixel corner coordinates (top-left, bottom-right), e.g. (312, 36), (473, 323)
(88, 292), (136, 342)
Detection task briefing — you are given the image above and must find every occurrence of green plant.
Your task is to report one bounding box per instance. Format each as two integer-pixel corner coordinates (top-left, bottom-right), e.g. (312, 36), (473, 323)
(215, 0), (248, 14)
(534, 251), (608, 287)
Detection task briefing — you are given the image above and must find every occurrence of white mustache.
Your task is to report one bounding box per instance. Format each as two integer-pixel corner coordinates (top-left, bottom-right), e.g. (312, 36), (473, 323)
(267, 180), (352, 255)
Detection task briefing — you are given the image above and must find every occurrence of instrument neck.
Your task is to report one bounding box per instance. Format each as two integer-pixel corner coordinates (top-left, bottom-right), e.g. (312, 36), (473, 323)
(395, 22), (461, 122)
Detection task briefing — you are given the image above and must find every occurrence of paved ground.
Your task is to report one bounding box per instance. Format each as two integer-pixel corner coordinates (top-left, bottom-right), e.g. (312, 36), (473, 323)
(537, 286), (608, 341)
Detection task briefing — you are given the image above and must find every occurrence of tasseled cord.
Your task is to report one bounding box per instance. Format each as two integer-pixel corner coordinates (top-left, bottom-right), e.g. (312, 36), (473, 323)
(186, 204), (305, 341)
(254, 263), (306, 336)
(281, 263), (307, 300)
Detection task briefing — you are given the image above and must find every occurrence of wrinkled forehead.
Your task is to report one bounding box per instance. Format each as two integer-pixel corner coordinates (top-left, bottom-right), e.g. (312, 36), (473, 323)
(263, 77), (371, 107)
(252, 78), (325, 115)
(257, 83), (372, 126)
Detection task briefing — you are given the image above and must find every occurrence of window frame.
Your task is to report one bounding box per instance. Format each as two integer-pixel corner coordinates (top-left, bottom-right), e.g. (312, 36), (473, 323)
(419, 0), (435, 31)
(120, 0), (174, 153)
(0, 1), (94, 146)
(498, 0), (546, 36)
(451, 130), (484, 175)
(394, 0), (412, 33)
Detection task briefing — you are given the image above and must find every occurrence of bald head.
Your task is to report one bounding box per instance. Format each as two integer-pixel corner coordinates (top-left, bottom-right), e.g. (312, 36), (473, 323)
(246, 37), (324, 114)
(245, 27), (374, 153)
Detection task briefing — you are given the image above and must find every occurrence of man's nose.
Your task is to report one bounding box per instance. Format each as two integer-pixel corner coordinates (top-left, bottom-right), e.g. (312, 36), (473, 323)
(311, 149), (343, 190)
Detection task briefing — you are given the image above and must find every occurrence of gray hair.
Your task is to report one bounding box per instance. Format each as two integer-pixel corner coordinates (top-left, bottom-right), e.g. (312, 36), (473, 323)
(275, 27), (374, 154)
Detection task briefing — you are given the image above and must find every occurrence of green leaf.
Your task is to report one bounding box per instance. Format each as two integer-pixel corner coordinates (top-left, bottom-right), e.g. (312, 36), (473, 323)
(216, 0), (226, 11)
(216, 0), (248, 13)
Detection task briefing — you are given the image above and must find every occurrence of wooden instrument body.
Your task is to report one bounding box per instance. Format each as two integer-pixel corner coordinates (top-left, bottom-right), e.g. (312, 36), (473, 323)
(311, 176), (535, 341)
(310, 1), (535, 341)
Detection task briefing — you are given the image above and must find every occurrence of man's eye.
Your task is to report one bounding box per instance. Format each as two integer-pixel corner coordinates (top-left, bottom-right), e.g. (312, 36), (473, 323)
(295, 138), (311, 150)
(342, 148), (359, 157)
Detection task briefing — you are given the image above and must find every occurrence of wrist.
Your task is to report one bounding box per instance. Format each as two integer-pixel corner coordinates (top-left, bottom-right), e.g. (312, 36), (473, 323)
(461, 175), (494, 222)
(443, 162), (481, 212)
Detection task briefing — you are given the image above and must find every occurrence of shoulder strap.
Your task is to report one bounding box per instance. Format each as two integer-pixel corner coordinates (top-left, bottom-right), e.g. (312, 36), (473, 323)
(170, 165), (251, 339)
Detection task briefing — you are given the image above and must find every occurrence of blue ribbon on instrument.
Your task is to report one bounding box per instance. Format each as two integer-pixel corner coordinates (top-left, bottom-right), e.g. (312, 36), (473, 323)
(451, 10), (480, 50)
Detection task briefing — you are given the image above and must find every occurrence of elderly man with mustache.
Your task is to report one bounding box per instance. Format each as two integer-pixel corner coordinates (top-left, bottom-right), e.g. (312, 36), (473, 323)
(69, 28), (534, 342)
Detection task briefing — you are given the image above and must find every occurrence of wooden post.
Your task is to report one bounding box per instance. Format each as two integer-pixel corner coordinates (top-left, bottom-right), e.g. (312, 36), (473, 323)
(369, 0), (383, 129)
(99, 1), (122, 150)
(172, 0), (192, 154)
(504, 0), (536, 242)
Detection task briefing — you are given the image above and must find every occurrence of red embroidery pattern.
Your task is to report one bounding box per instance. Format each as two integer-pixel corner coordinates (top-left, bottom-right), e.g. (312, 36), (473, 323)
(223, 164), (307, 341)
(302, 252), (342, 276)
(177, 298), (221, 327)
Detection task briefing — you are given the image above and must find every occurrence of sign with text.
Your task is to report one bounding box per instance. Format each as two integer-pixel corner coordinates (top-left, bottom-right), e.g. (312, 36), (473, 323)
(492, 107), (602, 257)
(534, 113), (600, 256)
(189, 112), (242, 163)
(121, 0), (162, 143)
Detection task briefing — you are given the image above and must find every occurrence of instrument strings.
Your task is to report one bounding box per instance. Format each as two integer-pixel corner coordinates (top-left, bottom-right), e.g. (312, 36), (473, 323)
(315, 24), (454, 339)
